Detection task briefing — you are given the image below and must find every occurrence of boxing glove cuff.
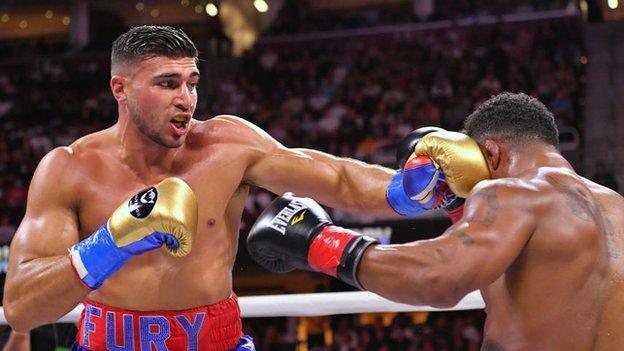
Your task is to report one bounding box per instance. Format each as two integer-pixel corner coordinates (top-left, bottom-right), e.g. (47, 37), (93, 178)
(308, 226), (378, 290)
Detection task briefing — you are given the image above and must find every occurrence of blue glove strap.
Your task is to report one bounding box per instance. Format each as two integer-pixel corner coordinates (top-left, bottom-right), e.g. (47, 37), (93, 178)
(70, 223), (181, 289)
(386, 172), (426, 216)
(70, 223), (131, 289)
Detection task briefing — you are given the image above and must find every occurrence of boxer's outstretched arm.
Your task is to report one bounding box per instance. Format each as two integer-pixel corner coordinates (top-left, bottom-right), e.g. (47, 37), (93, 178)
(224, 116), (396, 215)
(4, 148), (89, 332)
(358, 180), (536, 307)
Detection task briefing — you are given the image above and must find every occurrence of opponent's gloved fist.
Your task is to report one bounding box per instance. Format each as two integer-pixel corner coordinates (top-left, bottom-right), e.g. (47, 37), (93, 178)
(69, 177), (198, 289)
(387, 126), (449, 216)
(247, 193), (378, 289)
(408, 130), (490, 222)
(413, 130), (490, 198)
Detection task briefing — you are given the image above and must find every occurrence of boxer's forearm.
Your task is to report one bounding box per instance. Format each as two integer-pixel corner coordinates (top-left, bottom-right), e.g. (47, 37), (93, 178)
(357, 243), (465, 308)
(4, 256), (89, 332)
(297, 149), (398, 215)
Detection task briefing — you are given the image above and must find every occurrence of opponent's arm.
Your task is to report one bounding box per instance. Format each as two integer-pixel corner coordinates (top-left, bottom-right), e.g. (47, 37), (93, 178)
(4, 148), (89, 332)
(247, 182), (535, 308)
(358, 180), (535, 307)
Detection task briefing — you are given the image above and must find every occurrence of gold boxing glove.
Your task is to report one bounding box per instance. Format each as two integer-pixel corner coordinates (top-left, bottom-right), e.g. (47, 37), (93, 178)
(69, 177), (197, 289)
(109, 177), (198, 256)
(414, 131), (490, 198)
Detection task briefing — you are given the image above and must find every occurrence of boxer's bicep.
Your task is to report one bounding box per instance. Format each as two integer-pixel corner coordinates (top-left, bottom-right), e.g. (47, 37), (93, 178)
(9, 148), (80, 268)
(439, 183), (536, 292)
(4, 149), (89, 331)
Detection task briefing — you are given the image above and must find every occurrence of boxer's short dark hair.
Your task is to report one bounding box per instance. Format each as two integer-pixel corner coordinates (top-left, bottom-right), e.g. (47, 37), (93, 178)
(111, 25), (198, 73)
(464, 92), (559, 147)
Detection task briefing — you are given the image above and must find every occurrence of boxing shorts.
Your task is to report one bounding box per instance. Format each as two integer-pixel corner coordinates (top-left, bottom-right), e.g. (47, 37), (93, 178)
(71, 294), (254, 351)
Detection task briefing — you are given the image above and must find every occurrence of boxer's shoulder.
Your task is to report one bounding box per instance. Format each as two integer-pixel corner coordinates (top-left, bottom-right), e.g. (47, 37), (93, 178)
(466, 178), (545, 217)
(66, 129), (114, 162)
(470, 177), (540, 199)
(194, 115), (275, 149)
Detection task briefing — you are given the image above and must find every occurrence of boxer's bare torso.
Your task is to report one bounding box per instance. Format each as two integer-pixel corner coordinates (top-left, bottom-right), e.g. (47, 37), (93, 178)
(6, 112), (394, 332)
(480, 167), (624, 350)
(68, 117), (260, 309)
(4, 54), (394, 332)
(359, 146), (624, 350)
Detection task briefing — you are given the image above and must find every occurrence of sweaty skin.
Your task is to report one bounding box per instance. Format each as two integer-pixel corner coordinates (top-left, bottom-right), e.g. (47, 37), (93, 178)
(3, 56), (395, 332)
(358, 142), (624, 350)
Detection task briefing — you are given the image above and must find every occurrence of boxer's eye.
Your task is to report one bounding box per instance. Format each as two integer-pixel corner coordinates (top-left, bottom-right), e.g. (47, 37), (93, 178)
(158, 80), (177, 89)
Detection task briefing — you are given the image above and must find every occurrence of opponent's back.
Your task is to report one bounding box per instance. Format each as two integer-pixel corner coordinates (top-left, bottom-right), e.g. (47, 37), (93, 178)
(481, 167), (624, 350)
(583, 177), (624, 350)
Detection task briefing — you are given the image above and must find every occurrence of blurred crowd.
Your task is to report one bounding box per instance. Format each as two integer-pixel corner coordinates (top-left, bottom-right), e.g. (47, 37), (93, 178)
(270, 0), (575, 35)
(210, 18), (592, 225)
(0, 16), (600, 243)
(244, 311), (485, 351)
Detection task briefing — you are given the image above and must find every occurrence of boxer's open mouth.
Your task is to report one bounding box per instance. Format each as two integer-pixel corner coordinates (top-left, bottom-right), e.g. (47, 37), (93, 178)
(170, 115), (190, 135)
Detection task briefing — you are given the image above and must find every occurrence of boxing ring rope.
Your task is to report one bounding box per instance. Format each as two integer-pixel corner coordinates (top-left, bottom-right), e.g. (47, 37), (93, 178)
(0, 291), (484, 325)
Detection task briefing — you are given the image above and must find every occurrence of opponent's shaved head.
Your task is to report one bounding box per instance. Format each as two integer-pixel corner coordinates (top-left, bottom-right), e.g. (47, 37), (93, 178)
(464, 92), (559, 148)
(111, 25), (198, 75)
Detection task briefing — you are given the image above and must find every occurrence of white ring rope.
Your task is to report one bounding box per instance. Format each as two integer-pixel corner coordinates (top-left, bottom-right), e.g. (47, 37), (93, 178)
(0, 291), (484, 325)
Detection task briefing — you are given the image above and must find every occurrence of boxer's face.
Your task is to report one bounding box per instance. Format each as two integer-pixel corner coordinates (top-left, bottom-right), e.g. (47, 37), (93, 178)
(115, 55), (199, 148)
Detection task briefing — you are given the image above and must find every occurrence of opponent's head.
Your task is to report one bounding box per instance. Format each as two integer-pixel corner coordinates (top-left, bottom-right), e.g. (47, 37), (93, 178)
(110, 25), (199, 148)
(463, 92), (559, 177)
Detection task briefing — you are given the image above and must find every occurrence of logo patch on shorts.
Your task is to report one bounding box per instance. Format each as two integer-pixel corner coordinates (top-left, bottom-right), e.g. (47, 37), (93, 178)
(128, 187), (158, 219)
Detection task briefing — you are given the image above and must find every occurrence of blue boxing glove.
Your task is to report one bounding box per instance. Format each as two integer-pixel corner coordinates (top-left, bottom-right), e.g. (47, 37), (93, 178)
(387, 155), (458, 216)
(387, 127), (451, 216)
(68, 178), (197, 289)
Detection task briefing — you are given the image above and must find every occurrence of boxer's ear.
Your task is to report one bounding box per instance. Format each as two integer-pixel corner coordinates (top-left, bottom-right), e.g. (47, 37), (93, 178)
(110, 75), (126, 103)
(482, 139), (502, 174)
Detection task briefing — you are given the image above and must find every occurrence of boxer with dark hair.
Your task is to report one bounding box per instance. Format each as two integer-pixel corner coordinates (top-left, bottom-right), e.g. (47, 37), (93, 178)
(249, 92), (624, 350)
(3, 25), (457, 351)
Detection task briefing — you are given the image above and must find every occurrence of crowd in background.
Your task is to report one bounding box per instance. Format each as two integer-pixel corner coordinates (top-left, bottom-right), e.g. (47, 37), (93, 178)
(270, 0), (575, 35)
(209, 18), (592, 225)
(0, 16), (604, 240)
(243, 311), (485, 351)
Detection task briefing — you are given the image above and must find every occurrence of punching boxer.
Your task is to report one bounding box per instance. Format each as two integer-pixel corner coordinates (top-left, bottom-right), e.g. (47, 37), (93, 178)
(2, 25), (437, 350)
(248, 92), (624, 350)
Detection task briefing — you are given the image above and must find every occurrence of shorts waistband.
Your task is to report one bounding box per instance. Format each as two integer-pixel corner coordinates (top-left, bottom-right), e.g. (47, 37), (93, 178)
(76, 294), (243, 351)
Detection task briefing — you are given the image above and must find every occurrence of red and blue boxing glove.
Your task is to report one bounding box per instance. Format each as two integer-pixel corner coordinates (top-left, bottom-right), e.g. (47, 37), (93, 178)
(386, 127), (464, 219)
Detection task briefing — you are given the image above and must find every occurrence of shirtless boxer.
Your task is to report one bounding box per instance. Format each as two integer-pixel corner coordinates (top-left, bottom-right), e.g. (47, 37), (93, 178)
(248, 92), (624, 350)
(1, 25), (424, 350)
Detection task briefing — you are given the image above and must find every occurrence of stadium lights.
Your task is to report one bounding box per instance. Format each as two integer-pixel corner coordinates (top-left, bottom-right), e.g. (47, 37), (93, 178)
(607, 0), (618, 9)
(194, 5), (203, 14)
(150, 8), (160, 17)
(1, 14), (9, 23)
(205, 3), (218, 17)
(62, 16), (71, 25)
(19, 20), (27, 29)
(136, 2), (145, 11)
(254, 0), (269, 13)
(45, 10), (54, 19)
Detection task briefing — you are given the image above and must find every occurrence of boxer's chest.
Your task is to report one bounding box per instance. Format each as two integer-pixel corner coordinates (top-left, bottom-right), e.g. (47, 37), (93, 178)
(76, 146), (249, 243)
